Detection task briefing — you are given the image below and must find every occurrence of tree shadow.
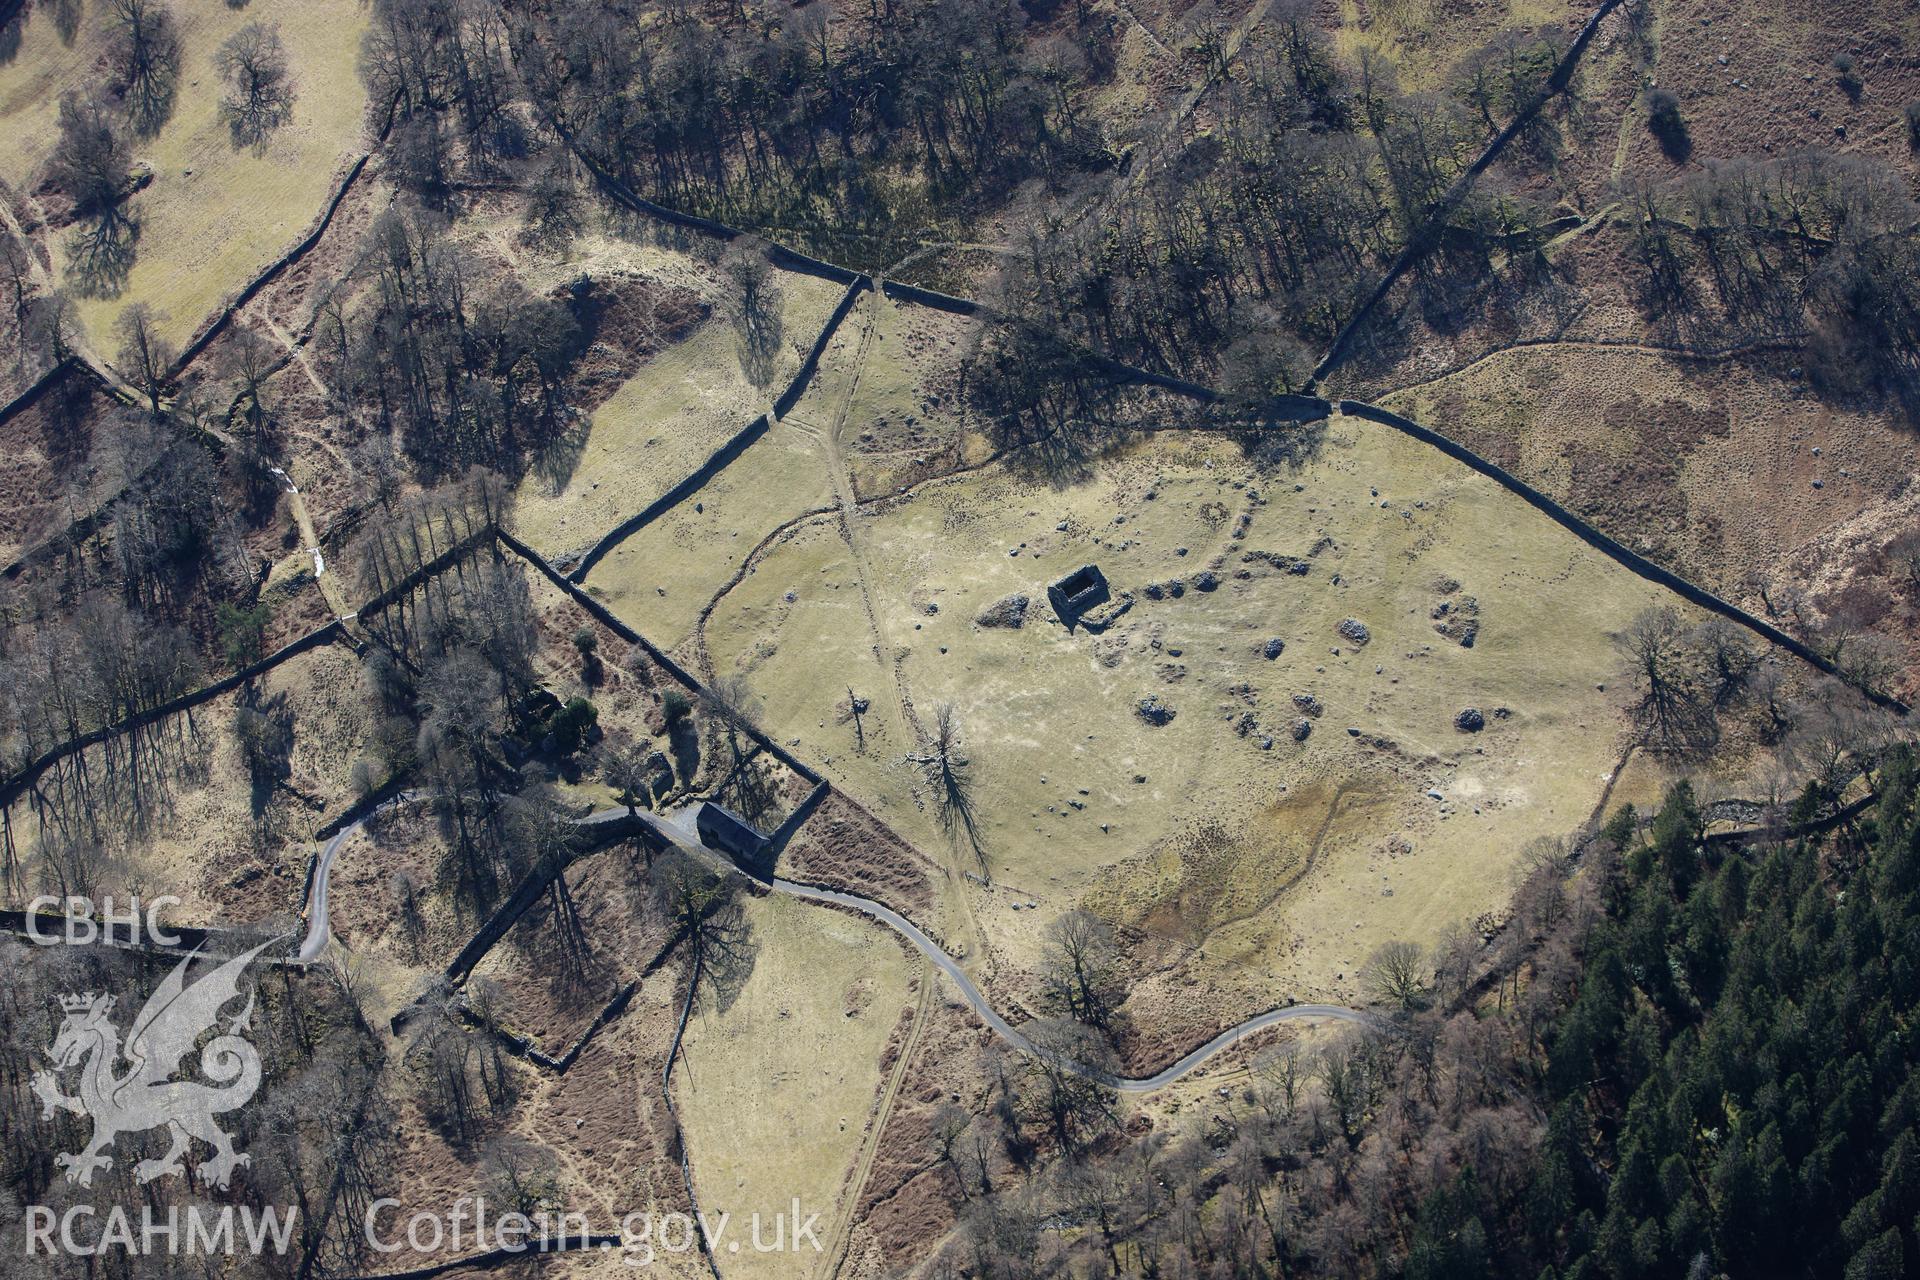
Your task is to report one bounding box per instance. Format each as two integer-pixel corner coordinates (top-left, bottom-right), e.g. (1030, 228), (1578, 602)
(732, 294), (782, 392)
(1229, 410), (1329, 475)
(1647, 91), (1692, 163)
(65, 210), (140, 300)
(235, 688), (296, 819)
(528, 408), (590, 496)
(698, 897), (758, 1015)
(667, 713), (702, 788)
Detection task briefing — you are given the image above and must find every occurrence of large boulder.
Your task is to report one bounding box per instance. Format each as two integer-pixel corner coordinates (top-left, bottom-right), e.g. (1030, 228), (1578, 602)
(976, 593), (1030, 628)
(1136, 695), (1176, 727)
(1455, 707), (1486, 733)
(1336, 618), (1371, 646)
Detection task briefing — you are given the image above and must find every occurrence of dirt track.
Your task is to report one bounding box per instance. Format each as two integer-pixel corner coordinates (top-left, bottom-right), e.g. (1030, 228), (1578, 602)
(299, 794), (1385, 1089)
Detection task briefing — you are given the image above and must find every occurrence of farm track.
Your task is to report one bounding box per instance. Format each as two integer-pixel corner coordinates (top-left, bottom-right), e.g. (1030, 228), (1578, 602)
(814, 954), (933, 1280)
(267, 465), (356, 623)
(1376, 333), (1810, 403)
(814, 289), (993, 972)
(298, 792), (1386, 1090)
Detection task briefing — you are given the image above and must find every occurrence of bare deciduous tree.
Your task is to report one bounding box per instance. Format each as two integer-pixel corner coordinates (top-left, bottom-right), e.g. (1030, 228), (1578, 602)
(106, 0), (181, 137)
(704, 673), (774, 823)
(913, 702), (985, 874)
(651, 849), (756, 1009)
(216, 21), (294, 148)
(1691, 617), (1758, 708)
(1362, 939), (1428, 1010)
(1019, 1018), (1118, 1155)
(48, 92), (131, 217)
(1040, 909), (1123, 1031)
(1621, 606), (1715, 754)
(598, 730), (657, 817)
(720, 239), (783, 389)
(112, 302), (173, 417)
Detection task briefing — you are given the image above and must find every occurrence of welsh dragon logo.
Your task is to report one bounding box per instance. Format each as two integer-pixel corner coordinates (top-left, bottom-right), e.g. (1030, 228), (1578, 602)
(30, 938), (277, 1190)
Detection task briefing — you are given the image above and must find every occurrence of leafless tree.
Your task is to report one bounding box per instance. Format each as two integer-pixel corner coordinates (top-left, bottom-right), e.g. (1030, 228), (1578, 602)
(224, 323), (280, 435)
(1019, 1018), (1118, 1155)
(0, 237), (35, 369)
(1362, 939), (1427, 1010)
(112, 302), (173, 417)
(482, 1134), (562, 1219)
(216, 21), (294, 147)
(1621, 606), (1714, 754)
(720, 239), (783, 389)
(404, 1008), (509, 1142)
(1786, 680), (1895, 804)
(598, 730), (657, 816)
(26, 291), (76, 368)
(1040, 909), (1124, 1031)
(520, 153), (583, 257)
(512, 784), (590, 988)
(106, 0), (181, 137)
(704, 673), (774, 823)
(48, 93), (142, 296)
(1691, 617), (1758, 708)
(1749, 660), (1795, 742)
(913, 702), (985, 874)
(930, 1102), (975, 1198)
(1889, 527), (1920, 591)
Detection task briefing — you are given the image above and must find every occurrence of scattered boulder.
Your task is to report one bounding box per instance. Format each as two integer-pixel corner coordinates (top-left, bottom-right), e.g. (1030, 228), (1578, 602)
(1455, 707), (1486, 733)
(1241, 550), (1314, 577)
(1432, 586), (1480, 647)
(975, 593), (1030, 629)
(1262, 637), (1285, 660)
(1292, 692), (1323, 717)
(1191, 570), (1219, 592)
(1136, 696), (1176, 726)
(1336, 618), (1371, 646)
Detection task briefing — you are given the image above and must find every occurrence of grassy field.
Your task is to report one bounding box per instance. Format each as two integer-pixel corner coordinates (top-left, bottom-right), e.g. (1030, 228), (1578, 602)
(830, 290), (989, 501)
(512, 270), (847, 561)
(1327, 0), (1574, 93)
(673, 891), (918, 1280)
(702, 408), (1749, 1017)
(585, 420), (838, 655)
(0, 0), (372, 349)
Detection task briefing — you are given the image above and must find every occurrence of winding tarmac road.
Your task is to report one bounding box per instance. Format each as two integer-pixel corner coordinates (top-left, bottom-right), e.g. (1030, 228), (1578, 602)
(297, 795), (1385, 1088)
